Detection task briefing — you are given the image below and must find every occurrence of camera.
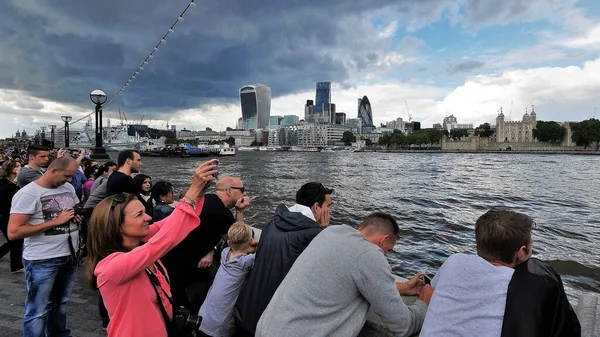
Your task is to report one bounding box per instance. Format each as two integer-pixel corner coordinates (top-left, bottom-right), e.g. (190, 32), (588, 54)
(73, 205), (88, 217)
(172, 306), (202, 335)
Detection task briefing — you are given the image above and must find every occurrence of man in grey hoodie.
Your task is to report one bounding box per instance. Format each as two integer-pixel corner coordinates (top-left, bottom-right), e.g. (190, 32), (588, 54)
(256, 212), (429, 337)
(235, 182), (333, 336)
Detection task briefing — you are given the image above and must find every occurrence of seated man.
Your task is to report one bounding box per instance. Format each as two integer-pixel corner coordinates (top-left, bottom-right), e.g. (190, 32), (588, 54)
(256, 212), (429, 337)
(235, 182), (333, 336)
(501, 257), (581, 336)
(420, 209), (579, 337)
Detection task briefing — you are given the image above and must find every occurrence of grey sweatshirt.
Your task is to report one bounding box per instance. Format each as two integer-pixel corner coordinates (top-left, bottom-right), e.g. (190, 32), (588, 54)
(256, 225), (427, 337)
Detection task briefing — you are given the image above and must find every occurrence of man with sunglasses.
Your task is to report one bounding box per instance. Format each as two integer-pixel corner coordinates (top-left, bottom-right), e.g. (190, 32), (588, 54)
(8, 156), (83, 336)
(235, 182), (333, 336)
(161, 175), (249, 312)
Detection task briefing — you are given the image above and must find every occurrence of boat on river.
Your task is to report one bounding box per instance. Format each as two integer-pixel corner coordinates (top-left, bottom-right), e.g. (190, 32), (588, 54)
(289, 146), (322, 152)
(218, 147), (236, 156)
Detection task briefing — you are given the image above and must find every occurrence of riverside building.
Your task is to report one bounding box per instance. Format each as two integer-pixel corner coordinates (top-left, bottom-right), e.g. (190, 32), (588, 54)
(495, 106), (537, 143)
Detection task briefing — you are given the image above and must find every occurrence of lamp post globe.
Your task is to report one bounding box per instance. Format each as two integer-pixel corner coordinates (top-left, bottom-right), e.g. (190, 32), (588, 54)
(90, 90), (107, 105)
(90, 89), (110, 159)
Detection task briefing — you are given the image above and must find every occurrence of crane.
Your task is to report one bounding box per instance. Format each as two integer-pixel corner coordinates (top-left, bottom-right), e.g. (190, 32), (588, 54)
(139, 114), (145, 124)
(405, 100), (412, 122)
(118, 108), (129, 126)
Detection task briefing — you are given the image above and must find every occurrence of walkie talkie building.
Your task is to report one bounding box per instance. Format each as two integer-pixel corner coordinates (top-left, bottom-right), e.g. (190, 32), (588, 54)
(240, 84), (271, 129)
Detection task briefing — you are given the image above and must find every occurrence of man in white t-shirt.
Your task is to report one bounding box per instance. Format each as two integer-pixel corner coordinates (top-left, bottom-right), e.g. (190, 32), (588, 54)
(8, 156), (82, 337)
(420, 209), (534, 337)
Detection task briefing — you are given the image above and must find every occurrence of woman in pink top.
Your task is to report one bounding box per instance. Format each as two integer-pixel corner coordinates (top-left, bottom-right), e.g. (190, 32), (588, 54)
(86, 160), (218, 337)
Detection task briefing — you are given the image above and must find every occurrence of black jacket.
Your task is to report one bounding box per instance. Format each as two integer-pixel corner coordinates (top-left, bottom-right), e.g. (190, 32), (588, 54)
(501, 258), (581, 337)
(235, 204), (322, 335)
(0, 178), (19, 228)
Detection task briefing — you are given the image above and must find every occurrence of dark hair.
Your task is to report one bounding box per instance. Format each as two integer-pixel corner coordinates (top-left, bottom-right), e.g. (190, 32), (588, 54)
(296, 182), (333, 208)
(475, 209), (534, 264)
(358, 212), (400, 238)
(81, 158), (93, 168)
(133, 174), (151, 194)
(151, 181), (174, 203)
(84, 166), (96, 179)
(27, 145), (49, 158)
(94, 164), (108, 178)
(0, 160), (20, 179)
(86, 193), (138, 289)
(117, 150), (140, 167)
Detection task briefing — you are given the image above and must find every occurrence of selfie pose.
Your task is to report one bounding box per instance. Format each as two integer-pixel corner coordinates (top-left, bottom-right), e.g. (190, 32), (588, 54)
(86, 160), (218, 337)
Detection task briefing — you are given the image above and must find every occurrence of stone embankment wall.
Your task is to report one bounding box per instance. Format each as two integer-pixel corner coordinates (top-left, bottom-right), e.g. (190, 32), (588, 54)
(442, 136), (589, 152)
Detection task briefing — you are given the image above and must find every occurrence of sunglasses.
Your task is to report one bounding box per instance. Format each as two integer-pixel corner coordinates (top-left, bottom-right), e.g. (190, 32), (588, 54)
(230, 186), (245, 193)
(313, 183), (333, 204)
(110, 193), (127, 211)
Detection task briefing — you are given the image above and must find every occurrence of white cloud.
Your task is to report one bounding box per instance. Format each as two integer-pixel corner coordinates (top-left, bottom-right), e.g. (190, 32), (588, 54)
(562, 23), (600, 50)
(439, 57), (600, 126)
(378, 21), (398, 39)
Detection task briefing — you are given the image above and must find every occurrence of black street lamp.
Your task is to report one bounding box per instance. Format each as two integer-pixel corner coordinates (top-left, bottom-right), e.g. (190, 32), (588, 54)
(40, 126), (46, 140)
(49, 125), (56, 148)
(90, 89), (110, 159)
(61, 116), (72, 148)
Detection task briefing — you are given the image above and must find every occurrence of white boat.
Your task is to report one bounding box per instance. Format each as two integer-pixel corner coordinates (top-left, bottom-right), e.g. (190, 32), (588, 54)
(68, 119), (163, 151)
(289, 146), (322, 152)
(237, 146), (258, 151)
(258, 146), (268, 151)
(218, 147), (236, 156)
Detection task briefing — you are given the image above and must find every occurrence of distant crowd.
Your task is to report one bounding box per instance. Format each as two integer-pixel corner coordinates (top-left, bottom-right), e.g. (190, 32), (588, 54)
(0, 144), (582, 337)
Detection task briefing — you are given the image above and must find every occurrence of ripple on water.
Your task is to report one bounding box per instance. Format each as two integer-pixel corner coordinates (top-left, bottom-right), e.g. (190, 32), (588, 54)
(139, 152), (600, 300)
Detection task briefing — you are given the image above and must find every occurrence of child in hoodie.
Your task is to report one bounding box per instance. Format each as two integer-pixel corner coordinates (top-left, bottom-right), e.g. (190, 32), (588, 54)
(198, 222), (257, 337)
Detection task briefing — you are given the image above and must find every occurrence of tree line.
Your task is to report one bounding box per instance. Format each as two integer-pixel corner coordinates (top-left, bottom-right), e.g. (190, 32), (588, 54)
(531, 119), (600, 150)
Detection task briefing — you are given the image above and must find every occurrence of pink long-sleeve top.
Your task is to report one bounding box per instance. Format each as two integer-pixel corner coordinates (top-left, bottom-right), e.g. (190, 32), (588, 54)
(95, 197), (205, 337)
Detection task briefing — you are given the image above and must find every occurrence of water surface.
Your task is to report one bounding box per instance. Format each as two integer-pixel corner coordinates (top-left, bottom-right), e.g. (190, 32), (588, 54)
(139, 152), (600, 302)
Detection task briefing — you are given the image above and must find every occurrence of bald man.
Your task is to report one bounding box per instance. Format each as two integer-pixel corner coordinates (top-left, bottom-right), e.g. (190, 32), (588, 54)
(8, 156), (83, 336)
(161, 175), (249, 311)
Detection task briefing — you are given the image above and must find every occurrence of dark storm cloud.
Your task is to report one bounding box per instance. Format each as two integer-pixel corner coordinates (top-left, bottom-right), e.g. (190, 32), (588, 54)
(447, 60), (486, 75)
(0, 0), (560, 120)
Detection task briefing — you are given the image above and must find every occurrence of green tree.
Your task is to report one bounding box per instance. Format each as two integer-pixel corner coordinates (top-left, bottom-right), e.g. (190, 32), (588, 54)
(425, 129), (443, 145)
(206, 127), (213, 131)
(474, 123), (494, 138)
(226, 127), (233, 131)
(390, 130), (406, 148)
(365, 138), (373, 146)
(341, 131), (356, 145)
(450, 129), (469, 140)
(225, 136), (235, 146)
(532, 121), (566, 144)
(571, 119), (600, 150)
(378, 134), (392, 147)
(250, 140), (258, 146)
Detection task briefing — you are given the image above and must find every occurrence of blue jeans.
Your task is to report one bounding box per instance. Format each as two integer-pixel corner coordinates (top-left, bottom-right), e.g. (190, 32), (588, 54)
(23, 256), (77, 337)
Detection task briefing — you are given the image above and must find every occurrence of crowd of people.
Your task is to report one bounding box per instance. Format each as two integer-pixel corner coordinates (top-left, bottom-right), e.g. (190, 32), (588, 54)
(0, 144), (583, 337)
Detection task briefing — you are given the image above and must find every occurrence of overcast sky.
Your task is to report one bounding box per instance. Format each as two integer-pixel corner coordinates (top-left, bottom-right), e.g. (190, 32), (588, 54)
(1, 0), (599, 136)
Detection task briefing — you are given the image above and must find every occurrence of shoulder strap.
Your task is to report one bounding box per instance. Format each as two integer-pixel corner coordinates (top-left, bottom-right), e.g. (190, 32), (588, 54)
(145, 266), (173, 333)
(154, 260), (170, 285)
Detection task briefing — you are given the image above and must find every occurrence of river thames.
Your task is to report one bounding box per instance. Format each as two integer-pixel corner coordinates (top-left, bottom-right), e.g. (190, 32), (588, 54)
(139, 151), (600, 301)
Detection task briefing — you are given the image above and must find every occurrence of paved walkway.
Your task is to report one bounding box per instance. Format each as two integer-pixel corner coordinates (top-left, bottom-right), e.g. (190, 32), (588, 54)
(0, 238), (106, 337)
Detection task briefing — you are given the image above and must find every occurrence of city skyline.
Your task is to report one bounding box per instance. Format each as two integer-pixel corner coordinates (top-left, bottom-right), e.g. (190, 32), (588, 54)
(0, 1), (599, 137)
